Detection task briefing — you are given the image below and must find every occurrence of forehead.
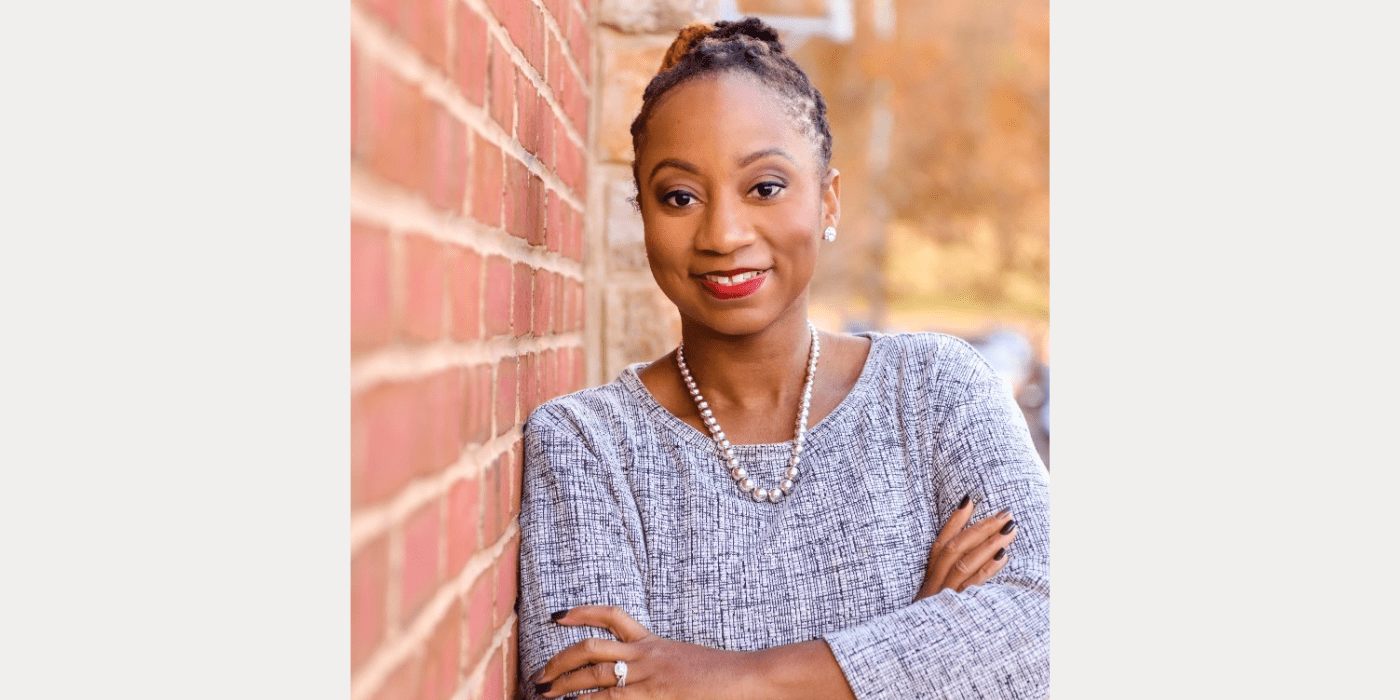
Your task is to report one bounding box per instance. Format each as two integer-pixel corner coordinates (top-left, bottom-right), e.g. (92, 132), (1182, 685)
(639, 72), (816, 171)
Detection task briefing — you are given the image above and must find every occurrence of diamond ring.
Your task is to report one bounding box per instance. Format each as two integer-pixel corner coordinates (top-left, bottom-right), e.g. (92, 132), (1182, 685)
(613, 660), (628, 688)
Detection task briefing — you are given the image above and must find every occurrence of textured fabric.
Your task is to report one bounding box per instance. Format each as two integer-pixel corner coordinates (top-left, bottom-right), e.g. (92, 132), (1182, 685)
(517, 332), (1050, 699)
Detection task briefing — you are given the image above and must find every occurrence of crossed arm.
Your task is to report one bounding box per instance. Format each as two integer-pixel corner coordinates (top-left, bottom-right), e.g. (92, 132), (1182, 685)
(527, 498), (1021, 700)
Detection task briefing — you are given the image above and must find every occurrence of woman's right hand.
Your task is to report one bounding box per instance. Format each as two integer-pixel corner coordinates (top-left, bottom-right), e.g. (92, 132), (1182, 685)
(915, 495), (1017, 600)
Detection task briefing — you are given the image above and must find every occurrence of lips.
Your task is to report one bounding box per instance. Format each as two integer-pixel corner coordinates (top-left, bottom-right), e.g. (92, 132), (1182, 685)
(695, 268), (768, 300)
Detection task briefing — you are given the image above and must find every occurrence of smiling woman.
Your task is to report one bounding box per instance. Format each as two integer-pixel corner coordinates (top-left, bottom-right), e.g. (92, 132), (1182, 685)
(517, 16), (1049, 700)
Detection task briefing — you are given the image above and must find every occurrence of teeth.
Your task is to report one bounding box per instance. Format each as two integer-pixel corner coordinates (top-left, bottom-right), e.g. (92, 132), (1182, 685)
(705, 270), (762, 285)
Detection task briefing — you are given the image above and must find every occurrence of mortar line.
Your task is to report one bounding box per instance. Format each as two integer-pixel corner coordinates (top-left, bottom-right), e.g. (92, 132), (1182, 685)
(351, 431), (518, 555)
(352, 522), (522, 700)
(350, 168), (586, 277)
(350, 333), (586, 393)
(352, 5), (587, 207)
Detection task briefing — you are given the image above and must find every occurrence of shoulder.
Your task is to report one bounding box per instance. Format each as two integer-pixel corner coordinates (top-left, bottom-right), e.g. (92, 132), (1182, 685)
(523, 367), (649, 446)
(868, 331), (998, 398)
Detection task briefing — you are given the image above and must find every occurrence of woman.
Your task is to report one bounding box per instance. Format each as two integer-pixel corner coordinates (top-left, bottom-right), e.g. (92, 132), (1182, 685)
(518, 17), (1049, 699)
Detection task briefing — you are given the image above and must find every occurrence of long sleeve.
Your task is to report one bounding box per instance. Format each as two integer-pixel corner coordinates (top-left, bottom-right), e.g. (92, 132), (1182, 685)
(819, 354), (1051, 699)
(516, 407), (650, 699)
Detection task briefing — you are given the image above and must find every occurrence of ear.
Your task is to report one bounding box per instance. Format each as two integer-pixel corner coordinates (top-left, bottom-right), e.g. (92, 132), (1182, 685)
(821, 167), (841, 229)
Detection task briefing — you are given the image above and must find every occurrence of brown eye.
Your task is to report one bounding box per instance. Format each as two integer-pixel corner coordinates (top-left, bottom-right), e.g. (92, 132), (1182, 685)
(752, 181), (785, 199)
(662, 190), (696, 207)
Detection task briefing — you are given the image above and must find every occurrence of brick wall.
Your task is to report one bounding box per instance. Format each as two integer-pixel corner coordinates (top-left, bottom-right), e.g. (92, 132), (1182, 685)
(350, 0), (592, 698)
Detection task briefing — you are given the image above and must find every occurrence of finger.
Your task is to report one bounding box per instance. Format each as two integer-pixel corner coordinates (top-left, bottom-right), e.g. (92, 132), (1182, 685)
(535, 636), (633, 686)
(946, 527), (1017, 591)
(957, 546), (1012, 592)
(542, 659), (631, 698)
(551, 605), (651, 643)
(924, 494), (976, 578)
(925, 508), (1012, 592)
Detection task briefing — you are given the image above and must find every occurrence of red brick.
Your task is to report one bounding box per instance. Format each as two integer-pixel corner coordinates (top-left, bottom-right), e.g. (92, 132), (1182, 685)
(471, 136), (502, 227)
(544, 191), (563, 254)
(420, 598), (461, 700)
(517, 78), (540, 156)
(483, 255), (511, 337)
(511, 440), (525, 517)
(362, 58), (433, 194)
(352, 221), (392, 352)
(400, 500), (441, 620)
(556, 134), (585, 199)
(526, 176), (545, 246)
(539, 98), (557, 172)
(481, 637), (505, 700)
(464, 569), (495, 665)
(503, 157), (529, 241)
(455, 7), (487, 106)
(421, 0), (449, 72)
(505, 625), (520, 700)
(360, 380), (422, 502)
(551, 272), (565, 334)
(518, 352), (538, 420)
(447, 245), (481, 341)
(488, 36), (515, 131)
(512, 263), (532, 338)
(445, 476), (480, 577)
(488, 0), (529, 58)
(428, 107), (468, 213)
(540, 348), (557, 402)
(531, 273), (551, 337)
(528, 4), (546, 77)
(463, 363), (492, 444)
(351, 535), (389, 669)
(423, 369), (463, 474)
(401, 234), (444, 342)
(495, 356), (518, 435)
(494, 534), (520, 626)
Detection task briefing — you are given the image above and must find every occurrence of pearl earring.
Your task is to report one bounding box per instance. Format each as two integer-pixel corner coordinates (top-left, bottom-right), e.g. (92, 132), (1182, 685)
(822, 226), (837, 242)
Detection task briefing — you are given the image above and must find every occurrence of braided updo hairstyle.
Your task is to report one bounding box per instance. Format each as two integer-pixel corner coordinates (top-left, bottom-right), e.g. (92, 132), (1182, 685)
(629, 16), (834, 192)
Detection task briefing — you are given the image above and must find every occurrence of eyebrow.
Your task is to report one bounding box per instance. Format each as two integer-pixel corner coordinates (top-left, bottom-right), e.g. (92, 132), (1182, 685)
(647, 147), (797, 183)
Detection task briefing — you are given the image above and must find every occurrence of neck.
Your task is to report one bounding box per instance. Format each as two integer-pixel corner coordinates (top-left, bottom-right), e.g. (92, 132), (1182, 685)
(677, 309), (814, 412)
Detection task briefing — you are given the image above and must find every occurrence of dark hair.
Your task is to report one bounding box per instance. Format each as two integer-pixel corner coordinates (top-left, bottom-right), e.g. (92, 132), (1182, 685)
(628, 17), (834, 192)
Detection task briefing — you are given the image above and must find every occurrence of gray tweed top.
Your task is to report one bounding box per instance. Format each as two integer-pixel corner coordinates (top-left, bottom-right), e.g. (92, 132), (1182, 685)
(517, 332), (1050, 699)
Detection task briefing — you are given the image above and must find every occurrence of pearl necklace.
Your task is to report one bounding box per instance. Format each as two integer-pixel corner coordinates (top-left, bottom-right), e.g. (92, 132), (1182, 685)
(675, 321), (819, 503)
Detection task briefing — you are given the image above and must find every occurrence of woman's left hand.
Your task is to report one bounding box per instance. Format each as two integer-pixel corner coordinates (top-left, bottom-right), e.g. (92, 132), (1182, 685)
(531, 605), (754, 700)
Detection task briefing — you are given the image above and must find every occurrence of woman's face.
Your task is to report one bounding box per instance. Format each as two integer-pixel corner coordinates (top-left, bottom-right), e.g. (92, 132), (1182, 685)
(635, 71), (839, 338)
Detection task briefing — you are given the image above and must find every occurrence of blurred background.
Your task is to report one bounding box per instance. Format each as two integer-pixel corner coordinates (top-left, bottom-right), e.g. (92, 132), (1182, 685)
(593, 0), (1049, 466)
(352, 0), (1046, 697)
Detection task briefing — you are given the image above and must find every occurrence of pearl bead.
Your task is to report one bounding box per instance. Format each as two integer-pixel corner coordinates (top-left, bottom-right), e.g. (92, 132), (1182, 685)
(676, 321), (818, 503)
(790, 454), (801, 466)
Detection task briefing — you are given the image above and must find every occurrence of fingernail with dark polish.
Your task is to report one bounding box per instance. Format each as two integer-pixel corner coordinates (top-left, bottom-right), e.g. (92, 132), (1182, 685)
(958, 493), (971, 509)
(995, 508), (1010, 518)
(550, 609), (568, 622)
(1000, 520), (1016, 535)
(994, 547), (1006, 561)
(535, 682), (552, 694)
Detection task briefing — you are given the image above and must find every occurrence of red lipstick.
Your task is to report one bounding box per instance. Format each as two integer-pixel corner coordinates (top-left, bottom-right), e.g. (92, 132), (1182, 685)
(696, 269), (767, 300)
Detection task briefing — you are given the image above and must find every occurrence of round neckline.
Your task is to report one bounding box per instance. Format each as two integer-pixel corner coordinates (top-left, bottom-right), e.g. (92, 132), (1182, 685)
(620, 331), (886, 452)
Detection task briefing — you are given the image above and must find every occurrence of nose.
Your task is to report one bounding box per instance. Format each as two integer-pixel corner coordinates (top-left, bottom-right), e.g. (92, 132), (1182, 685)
(695, 191), (756, 255)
